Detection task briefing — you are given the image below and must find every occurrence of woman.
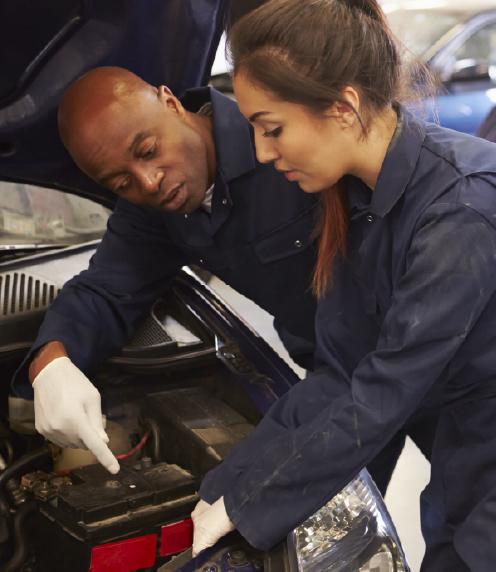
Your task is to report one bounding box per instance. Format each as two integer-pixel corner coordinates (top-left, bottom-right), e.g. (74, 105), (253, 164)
(192, 1), (496, 569)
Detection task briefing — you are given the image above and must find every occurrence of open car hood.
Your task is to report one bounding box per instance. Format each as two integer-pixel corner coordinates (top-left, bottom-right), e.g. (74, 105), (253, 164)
(0, 0), (228, 207)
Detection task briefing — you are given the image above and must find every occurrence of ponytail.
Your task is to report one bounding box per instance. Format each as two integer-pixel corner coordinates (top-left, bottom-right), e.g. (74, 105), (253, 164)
(312, 182), (348, 297)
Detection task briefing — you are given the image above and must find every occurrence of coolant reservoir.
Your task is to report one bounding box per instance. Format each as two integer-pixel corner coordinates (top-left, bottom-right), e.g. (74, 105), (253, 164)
(53, 419), (130, 472)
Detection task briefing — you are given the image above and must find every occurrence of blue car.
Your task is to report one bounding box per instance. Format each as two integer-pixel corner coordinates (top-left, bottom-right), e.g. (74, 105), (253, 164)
(0, 1), (409, 571)
(385, 2), (496, 134)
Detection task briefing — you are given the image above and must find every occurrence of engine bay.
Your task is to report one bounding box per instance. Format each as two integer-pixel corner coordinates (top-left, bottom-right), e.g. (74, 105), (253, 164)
(0, 272), (275, 571)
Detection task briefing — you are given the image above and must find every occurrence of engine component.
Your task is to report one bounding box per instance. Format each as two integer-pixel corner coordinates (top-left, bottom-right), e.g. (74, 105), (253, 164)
(21, 470), (71, 501)
(31, 460), (198, 572)
(39, 461), (196, 539)
(142, 386), (254, 477)
(4, 478), (27, 506)
(52, 419), (131, 473)
(0, 446), (51, 509)
(0, 500), (37, 572)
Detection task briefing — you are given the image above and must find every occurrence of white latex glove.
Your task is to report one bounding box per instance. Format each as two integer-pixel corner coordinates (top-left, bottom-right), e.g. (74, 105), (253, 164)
(192, 498), (211, 519)
(191, 496), (235, 556)
(33, 356), (120, 474)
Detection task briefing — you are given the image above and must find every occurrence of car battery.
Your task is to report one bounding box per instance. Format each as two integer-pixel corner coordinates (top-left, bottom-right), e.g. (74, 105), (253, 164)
(141, 386), (255, 477)
(29, 461), (197, 572)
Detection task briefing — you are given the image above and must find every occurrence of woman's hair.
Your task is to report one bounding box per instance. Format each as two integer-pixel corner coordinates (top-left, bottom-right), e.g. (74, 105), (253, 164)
(228, 0), (414, 296)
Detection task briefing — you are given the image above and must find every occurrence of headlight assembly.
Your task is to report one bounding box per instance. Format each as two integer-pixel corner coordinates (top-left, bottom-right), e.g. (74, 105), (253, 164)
(287, 469), (409, 572)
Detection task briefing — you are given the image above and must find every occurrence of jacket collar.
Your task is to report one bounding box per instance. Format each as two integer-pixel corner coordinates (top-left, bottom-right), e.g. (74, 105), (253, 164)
(180, 86), (257, 183)
(369, 106), (426, 217)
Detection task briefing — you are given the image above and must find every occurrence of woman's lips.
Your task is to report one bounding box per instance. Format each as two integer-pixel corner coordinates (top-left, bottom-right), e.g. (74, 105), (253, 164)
(275, 164), (299, 181)
(283, 170), (299, 182)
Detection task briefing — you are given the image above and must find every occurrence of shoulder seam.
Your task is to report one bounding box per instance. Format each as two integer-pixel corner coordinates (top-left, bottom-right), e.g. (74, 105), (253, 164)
(419, 200), (496, 233)
(422, 138), (496, 178)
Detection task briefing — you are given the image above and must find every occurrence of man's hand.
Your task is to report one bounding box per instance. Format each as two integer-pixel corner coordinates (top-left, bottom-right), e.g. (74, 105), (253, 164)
(191, 497), (235, 556)
(32, 356), (120, 474)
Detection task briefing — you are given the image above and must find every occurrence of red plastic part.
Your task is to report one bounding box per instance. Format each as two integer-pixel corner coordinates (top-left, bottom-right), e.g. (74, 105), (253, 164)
(89, 534), (157, 572)
(160, 518), (193, 556)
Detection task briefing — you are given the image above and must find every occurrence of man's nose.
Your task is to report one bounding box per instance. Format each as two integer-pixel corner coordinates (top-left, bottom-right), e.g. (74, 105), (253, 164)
(134, 165), (163, 195)
(254, 132), (280, 165)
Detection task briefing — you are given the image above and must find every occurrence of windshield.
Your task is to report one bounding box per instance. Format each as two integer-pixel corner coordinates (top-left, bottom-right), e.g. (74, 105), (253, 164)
(0, 182), (110, 248)
(387, 9), (468, 58)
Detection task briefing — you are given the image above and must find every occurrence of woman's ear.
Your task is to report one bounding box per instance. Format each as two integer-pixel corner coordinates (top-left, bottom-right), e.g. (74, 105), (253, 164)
(326, 86), (361, 129)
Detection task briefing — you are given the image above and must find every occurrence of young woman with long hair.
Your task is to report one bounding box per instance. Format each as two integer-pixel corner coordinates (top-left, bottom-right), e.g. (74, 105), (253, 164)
(192, 1), (496, 569)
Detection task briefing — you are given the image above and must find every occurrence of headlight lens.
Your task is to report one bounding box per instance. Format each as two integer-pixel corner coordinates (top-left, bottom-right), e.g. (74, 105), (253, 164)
(287, 469), (409, 572)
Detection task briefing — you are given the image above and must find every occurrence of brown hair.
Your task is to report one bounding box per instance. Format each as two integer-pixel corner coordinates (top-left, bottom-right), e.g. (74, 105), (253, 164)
(228, 0), (406, 296)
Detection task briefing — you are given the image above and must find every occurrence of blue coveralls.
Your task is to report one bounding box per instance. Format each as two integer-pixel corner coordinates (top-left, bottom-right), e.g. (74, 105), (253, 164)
(200, 108), (496, 571)
(13, 90), (434, 495)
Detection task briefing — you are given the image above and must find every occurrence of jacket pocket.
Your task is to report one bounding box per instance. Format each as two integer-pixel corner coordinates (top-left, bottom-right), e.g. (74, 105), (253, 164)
(253, 206), (317, 264)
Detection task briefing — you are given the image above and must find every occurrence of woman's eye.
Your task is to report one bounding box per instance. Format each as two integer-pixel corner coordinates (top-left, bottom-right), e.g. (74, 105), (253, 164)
(262, 126), (282, 138)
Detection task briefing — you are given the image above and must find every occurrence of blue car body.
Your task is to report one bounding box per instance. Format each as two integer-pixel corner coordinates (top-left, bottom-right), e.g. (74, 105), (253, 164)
(386, 4), (496, 134)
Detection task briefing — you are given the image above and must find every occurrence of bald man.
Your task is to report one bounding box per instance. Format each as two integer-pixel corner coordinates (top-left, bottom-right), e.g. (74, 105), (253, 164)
(12, 67), (320, 474)
(57, 68), (216, 214)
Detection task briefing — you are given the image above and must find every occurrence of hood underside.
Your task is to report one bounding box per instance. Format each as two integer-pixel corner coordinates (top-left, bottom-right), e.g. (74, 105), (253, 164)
(0, 0), (228, 207)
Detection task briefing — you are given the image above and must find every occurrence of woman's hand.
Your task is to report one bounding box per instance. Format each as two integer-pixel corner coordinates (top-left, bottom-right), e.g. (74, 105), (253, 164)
(191, 497), (235, 556)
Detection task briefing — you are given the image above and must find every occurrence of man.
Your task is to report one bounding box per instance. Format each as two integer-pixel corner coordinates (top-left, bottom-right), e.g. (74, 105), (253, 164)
(12, 66), (319, 474)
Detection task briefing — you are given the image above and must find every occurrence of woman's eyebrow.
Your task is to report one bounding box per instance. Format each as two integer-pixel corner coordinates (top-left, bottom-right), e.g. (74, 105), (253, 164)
(248, 111), (272, 122)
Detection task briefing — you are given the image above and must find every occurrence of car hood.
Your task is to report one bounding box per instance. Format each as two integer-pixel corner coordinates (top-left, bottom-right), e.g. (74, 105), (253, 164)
(0, 0), (228, 207)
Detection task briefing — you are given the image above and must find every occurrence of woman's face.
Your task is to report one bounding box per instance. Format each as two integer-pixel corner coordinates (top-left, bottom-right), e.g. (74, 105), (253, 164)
(233, 72), (359, 193)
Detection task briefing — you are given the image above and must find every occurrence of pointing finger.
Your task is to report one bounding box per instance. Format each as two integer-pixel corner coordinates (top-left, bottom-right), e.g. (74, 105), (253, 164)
(79, 424), (120, 474)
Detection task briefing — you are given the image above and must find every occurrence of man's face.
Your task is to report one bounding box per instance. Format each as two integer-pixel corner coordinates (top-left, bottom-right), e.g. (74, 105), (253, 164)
(70, 88), (211, 213)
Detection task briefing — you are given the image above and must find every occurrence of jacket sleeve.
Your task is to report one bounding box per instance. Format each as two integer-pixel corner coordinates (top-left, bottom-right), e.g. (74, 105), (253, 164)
(12, 199), (186, 398)
(202, 202), (496, 550)
(272, 317), (317, 371)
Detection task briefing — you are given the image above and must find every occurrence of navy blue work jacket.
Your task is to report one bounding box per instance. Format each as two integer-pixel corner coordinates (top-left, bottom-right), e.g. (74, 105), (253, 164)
(200, 109), (496, 556)
(13, 88), (318, 398)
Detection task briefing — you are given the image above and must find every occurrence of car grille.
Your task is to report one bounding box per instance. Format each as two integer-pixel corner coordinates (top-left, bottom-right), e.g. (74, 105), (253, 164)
(0, 272), (59, 316)
(127, 315), (173, 348)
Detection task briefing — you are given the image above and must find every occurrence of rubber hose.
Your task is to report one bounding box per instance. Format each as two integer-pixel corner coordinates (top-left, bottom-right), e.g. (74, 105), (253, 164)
(0, 501), (37, 572)
(0, 447), (51, 512)
(0, 447), (50, 492)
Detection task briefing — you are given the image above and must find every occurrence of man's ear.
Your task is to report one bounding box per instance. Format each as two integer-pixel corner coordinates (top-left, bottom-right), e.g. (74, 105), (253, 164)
(158, 85), (173, 97)
(325, 86), (361, 129)
(157, 85), (186, 116)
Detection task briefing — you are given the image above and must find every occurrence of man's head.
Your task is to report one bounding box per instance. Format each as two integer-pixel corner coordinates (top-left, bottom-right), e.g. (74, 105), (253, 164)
(58, 67), (215, 213)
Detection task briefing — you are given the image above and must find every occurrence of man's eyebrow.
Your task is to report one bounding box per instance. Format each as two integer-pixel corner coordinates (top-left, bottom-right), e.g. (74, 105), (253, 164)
(128, 130), (150, 154)
(98, 131), (151, 184)
(248, 111), (272, 122)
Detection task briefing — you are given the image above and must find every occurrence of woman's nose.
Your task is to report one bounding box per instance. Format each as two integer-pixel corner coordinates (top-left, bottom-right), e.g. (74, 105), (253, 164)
(254, 132), (280, 164)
